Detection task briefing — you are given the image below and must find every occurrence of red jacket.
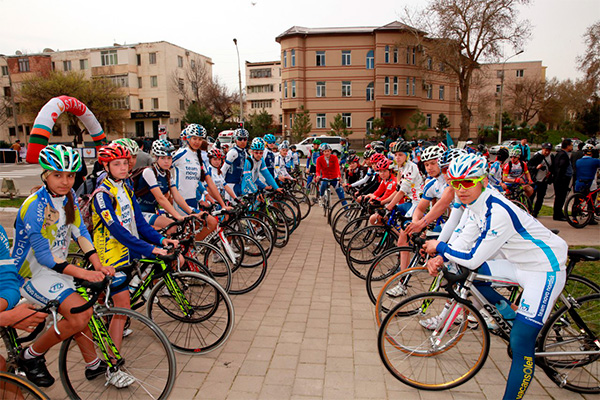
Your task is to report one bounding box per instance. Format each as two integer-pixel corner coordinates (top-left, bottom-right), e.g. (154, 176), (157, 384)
(372, 175), (397, 201)
(316, 154), (341, 180)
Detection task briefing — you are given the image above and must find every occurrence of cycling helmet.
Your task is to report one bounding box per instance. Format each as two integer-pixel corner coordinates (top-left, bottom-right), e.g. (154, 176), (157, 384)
(185, 124), (207, 139)
(278, 142), (289, 150)
(313, 138), (322, 145)
(208, 148), (225, 159)
(373, 144), (386, 153)
(98, 143), (131, 163)
(234, 128), (249, 139)
(348, 149), (357, 156)
(437, 142), (448, 151)
(417, 140), (424, 145)
(421, 145), (444, 162)
(497, 147), (510, 162)
(438, 148), (467, 169)
(348, 154), (360, 164)
(180, 129), (188, 146)
(250, 137), (265, 151)
(263, 134), (277, 144)
(509, 147), (522, 157)
(582, 143), (594, 152)
(448, 154), (488, 180)
(370, 152), (386, 165)
(39, 144), (82, 172)
(477, 144), (487, 153)
(290, 144), (297, 150)
(151, 139), (175, 157)
(319, 143), (331, 151)
(363, 149), (375, 159)
(376, 158), (392, 171)
(390, 141), (412, 153)
(370, 141), (384, 148)
(112, 138), (140, 156)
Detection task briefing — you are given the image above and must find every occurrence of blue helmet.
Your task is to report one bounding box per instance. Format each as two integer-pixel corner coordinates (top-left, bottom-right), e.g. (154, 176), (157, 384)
(263, 134), (277, 144)
(151, 139), (175, 157)
(319, 143), (331, 151)
(438, 148), (467, 169)
(250, 137), (265, 151)
(234, 128), (249, 139)
(448, 154), (488, 180)
(185, 124), (207, 139)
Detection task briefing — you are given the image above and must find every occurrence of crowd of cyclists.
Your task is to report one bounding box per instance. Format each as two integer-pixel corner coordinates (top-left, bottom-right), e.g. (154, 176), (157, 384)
(0, 125), (597, 399)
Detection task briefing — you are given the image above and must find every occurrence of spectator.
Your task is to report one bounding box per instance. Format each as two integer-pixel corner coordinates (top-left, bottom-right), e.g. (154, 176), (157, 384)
(143, 137), (152, 153)
(574, 144), (600, 193)
(134, 146), (153, 169)
(518, 138), (531, 162)
(552, 139), (573, 221)
(10, 139), (22, 162)
(571, 141), (585, 185)
(528, 142), (553, 218)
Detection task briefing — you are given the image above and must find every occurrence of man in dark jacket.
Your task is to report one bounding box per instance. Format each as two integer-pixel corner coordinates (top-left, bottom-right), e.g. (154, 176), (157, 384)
(552, 139), (573, 221)
(528, 142), (553, 218)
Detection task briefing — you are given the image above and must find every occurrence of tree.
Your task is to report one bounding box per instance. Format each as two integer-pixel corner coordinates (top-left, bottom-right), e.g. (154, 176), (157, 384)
(404, 0), (532, 140)
(406, 110), (429, 138)
(577, 21), (600, 96)
(19, 71), (127, 144)
(290, 106), (312, 143)
(369, 117), (386, 140)
(505, 77), (545, 124)
(183, 102), (216, 134)
(247, 110), (275, 137)
(435, 113), (451, 132)
(329, 113), (353, 138)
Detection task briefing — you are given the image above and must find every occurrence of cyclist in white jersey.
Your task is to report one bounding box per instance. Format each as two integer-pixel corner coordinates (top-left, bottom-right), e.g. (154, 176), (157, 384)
(274, 142), (295, 184)
(385, 141), (424, 217)
(207, 148), (237, 202)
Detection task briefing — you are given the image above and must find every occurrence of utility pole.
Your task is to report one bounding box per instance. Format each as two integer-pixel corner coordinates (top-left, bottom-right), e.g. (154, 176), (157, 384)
(233, 39), (244, 127)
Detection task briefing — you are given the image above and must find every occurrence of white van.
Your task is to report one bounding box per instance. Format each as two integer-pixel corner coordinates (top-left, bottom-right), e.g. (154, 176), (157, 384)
(216, 130), (236, 147)
(295, 136), (345, 158)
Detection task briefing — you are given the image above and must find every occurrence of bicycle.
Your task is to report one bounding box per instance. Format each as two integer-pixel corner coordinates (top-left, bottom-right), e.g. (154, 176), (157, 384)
(0, 371), (49, 399)
(378, 253), (600, 393)
(317, 178), (333, 218)
(564, 187), (600, 228)
(505, 183), (532, 213)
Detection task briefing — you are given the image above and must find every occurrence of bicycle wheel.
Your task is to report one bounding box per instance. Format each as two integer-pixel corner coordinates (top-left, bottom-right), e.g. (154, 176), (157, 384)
(0, 372), (49, 400)
(289, 189), (311, 220)
(186, 242), (232, 293)
(346, 226), (398, 279)
(332, 205), (362, 244)
(282, 195), (303, 227)
(564, 193), (593, 228)
(378, 292), (490, 390)
(58, 307), (177, 400)
(560, 274), (600, 305)
(536, 293), (600, 394)
(227, 216), (274, 258)
(272, 200), (298, 233)
(365, 246), (417, 304)
(253, 208), (289, 248)
(147, 271), (235, 354)
(338, 216), (370, 253)
(328, 198), (348, 226)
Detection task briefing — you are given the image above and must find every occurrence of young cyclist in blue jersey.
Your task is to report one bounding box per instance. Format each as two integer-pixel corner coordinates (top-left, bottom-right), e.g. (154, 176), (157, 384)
(263, 134), (278, 177)
(489, 147), (510, 192)
(274, 142), (295, 185)
(221, 128), (249, 196)
(207, 148), (238, 202)
(305, 139), (321, 190)
(242, 138), (281, 195)
(423, 154), (567, 400)
(12, 145), (119, 388)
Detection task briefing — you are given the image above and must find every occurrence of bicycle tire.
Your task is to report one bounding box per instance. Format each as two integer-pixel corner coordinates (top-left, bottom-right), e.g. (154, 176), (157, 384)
(365, 246), (416, 304)
(346, 225), (398, 279)
(147, 271), (235, 354)
(536, 293), (600, 394)
(253, 208), (290, 248)
(272, 200), (298, 233)
(561, 274), (600, 304)
(378, 292), (490, 390)
(227, 216), (274, 258)
(328, 197), (348, 226)
(282, 194), (303, 227)
(0, 372), (49, 400)
(289, 189), (312, 220)
(564, 193), (593, 228)
(58, 307), (177, 400)
(334, 207), (367, 247)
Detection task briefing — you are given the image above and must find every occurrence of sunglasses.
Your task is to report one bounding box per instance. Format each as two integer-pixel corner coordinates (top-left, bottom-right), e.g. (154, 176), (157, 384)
(236, 138), (248, 141)
(449, 176), (485, 190)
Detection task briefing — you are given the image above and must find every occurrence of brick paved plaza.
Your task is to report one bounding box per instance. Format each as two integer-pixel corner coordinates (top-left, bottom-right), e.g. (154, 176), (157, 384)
(20, 210), (600, 399)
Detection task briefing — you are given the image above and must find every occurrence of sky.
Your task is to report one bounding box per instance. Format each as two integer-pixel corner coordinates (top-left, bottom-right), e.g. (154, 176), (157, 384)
(0, 0), (598, 91)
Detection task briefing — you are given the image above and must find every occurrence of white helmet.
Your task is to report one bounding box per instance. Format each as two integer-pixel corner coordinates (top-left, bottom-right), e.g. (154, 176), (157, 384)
(421, 145), (444, 162)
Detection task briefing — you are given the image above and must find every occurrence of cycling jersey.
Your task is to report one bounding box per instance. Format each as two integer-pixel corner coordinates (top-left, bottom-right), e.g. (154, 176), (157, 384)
(200, 150), (211, 172)
(307, 149), (321, 168)
(488, 160), (504, 190)
(339, 144), (349, 164)
(397, 160), (424, 203)
(289, 152), (300, 168)
(241, 157), (279, 195)
(372, 175), (397, 202)
(0, 225), (20, 310)
(263, 148), (276, 177)
(575, 156), (600, 192)
(172, 147), (203, 202)
(222, 146), (247, 185)
(136, 166), (175, 214)
(422, 174), (447, 201)
(209, 165), (227, 199)
(315, 154), (341, 180)
(347, 166), (366, 185)
(274, 153), (292, 180)
(351, 167), (375, 188)
(503, 160), (529, 180)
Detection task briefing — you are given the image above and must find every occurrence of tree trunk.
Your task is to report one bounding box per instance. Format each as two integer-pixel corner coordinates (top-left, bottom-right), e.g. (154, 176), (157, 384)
(459, 75), (471, 141)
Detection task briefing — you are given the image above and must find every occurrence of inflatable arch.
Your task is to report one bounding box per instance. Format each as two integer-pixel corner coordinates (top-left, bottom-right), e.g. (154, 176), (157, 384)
(26, 95), (107, 164)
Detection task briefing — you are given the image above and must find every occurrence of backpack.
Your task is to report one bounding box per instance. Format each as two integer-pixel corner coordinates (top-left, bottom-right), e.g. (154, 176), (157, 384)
(131, 165), (172, 198)
(78, 184), (116, 234)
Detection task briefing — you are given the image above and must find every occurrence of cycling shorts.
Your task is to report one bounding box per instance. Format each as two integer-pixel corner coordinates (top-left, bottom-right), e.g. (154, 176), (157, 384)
(142, 210), (165, 225)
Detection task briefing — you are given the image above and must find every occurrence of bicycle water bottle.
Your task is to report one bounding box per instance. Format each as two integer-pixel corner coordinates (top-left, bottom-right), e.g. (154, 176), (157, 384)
(496, 300), (516, 325)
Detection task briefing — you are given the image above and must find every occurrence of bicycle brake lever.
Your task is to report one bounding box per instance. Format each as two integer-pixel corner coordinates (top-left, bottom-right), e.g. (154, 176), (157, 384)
(50, 308), (61, 336)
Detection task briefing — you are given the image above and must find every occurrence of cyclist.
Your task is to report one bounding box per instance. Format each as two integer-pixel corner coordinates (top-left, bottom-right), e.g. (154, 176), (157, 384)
(207, 148), (238, 202)
(346, 154), (366, 186)
(489, 147), (509, 192)
(351, 150), (382, 196)
(503, 148), (534, 197)
(289, 144), (300, 173)
(339, 138), (349, 168)
(112, 138), (141, 172)
(242, 138), (280, 195)
(263, 134), (278, 177)
(385, 141), (424, 217)
(221, 128), (249, 197)
(364, 158), (397, 209)
(315, 143), (346, 206)
(574, 143), (600, 193)
(305, 138), (321, 191)
(274, 142), (295, 185)
(12, 145), (116, 388)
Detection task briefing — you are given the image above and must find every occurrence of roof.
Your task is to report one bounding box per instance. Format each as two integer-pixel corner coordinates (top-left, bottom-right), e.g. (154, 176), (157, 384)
(276, 21), (426, 42)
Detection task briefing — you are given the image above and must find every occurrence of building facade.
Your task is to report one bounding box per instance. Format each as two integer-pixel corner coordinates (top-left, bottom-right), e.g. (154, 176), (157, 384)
(245, 60), (282, 127)
(276, 21), (463, 141)
(0, 41), (212, 144)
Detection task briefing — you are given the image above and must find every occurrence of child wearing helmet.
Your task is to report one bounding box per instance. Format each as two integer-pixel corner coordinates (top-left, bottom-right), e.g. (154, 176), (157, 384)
(346, 154), (366, 186)
(384, 141), (424, 217)
(364, 158), (397, 205)
(489, 147), (510, 192)
(208, 148), (238, 202)
(221, 128), (249, 196)
(242, 138), (280, 195)
(502, 147), (533, 197)
(305, 138), (322, 190)
(274, 142), (295, 184)
(262, 134), (278, 177)
(348, 149), (379, 195)
(12, 144), (132, 388)
(315, 143), (346, 205)
(423, 153), (567, 400)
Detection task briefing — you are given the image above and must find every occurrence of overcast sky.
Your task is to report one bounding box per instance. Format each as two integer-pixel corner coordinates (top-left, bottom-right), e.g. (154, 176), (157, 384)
(1, 0), (598, 91)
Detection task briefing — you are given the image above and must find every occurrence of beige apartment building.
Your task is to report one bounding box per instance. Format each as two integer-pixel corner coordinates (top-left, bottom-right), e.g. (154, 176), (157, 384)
(0, 41), (212, 144)
(245, 61), (282, 127)
(276, 21), (463, 141)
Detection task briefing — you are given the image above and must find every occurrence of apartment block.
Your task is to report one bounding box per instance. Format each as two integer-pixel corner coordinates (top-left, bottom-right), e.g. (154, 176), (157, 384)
(245, 60), (282, 127)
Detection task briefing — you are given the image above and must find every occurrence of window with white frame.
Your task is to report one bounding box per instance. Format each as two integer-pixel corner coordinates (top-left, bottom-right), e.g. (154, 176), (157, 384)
(149, 52), (157, 64)
(284, 81), (288, 98)
(384, 77), (390, 95)
(342, 113), (352, 128)
(393, 77), (398, 95)
(366, 117), (374, 134)
(385, 45), (390, 63)
(136, 54), (141, 66)
(342, 81), (351, 97)
(291, 49), (296, 66)
(316, 113), (326, 128)
(250, 68), (271, 78)
(291, 80), (296, 98)
(366, 82), (374, 101)
(150, 76), (158, 87)
(426, 114), (432, 128)
(283, 50), (287, 68)
(393, 47), (398, 63)
(439, 85), (445, 100)
(248, 84), (274, 93)
(152, 98), (159, 109)
(63, 60), (71, 71)
(516, 69), (524, 77)
(316, 81), (326, 97)
(366, 50), (374, 69)
(316, 51), (325, 66)
(342, 50), (351, 66)
(1, 66), (8, 76)
(177, 56), (183, 68)
(18, 58), (30, 72)
(251, 100), (273, 109)
(110, 75), (129, 87)
(111, 97), (130, 110)
(101, 50), (117, 66)
(412, 77), (416, 96)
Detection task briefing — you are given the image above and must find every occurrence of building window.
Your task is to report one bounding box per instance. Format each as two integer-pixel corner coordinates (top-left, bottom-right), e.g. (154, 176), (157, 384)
(439, 85), (445, 100)
(316, 51), (325, 66)
(516, 69), (524, 77)
(101, 50), (117, 66)
(136, 54), (141, 66)
(342, 81), (351, 97)
(1, 66), (8, 76)
(152, 98), (159, 109)
(412, 78), (416, 96)
(138, 77), (142, 88)
(250, 68), (271, 78)
(139, 99), (144, 110)
(384, 77), (390, 95)
(342, 50), (351, 66)
(291, 49), (296, 66)
(366, 117), (374, 134)
(496, 84), (501, 93)
(291, 80), (296, 98)
(426, 114), (432, 128)
(284, 81), (288, 98)
(497, 70), (503, 78)
(251, 100), (273, 109)
(149, 52), (157, 64)
(190, 59), (195, 69)
(425, 83), (432, 99)
(316, 113), (326, 128)
(289, 114), (294, 128)
(342, 113), (352, 128)
(283, 50), (287, 68)
(177, 56), (183, 68)
(178, 78), (184, 91)
(179, 99), (185, 110)
(406, 77), (410, 95)
(406, 46), (416, 64)
(150, 76), (158, 87)
(63, 61), (72, 71)
(426, 57), (432, 70)
(439, 62), (445, 72)
(385, 45), (390, 63)
(111, 97), (130, 110)
(247, 84), (274, 93)
(18, 58), (30, 72)
(393, 47), (399, 63)
(79, 59), (88, 70)
(366, 50), (374, 69)
(316, 81), (326, 97)
(366, 82), (374, 101)
(393, 77), (398, 95)
(110, 75), (129, 87)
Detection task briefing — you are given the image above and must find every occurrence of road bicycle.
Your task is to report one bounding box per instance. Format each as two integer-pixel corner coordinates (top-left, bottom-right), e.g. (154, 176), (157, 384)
(564, 187), (600, 228)
(505, 183), (532, 213)
(0, 371), (49, 399)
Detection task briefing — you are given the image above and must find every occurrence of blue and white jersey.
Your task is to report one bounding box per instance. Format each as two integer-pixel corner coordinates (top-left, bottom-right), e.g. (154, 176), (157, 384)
(136, 166), (175, 213)
(222, 146), (247, 185)
(274, 153), (292, 180)
(489, 160), (504, 190)
(263, 148), (276, 177)
(436, 187), (567, 273)
(241, 157), (279, 195)
(0, 225), (21, 310)
(173, 147), (203, 201)
(421, 174), (447, 201)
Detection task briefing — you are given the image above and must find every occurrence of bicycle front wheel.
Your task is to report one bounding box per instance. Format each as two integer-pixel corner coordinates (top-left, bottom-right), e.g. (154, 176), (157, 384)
(378, 292), (490, 390)
(0, 372), (49, 400)
(58, 307), (177, 400)
(346, 226), (398, 279)
(564, 193), (593, 228)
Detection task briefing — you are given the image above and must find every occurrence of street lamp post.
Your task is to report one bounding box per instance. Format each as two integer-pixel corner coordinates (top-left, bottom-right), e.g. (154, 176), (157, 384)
(498, 49), (524, 144)
(233, 38), (244, 127)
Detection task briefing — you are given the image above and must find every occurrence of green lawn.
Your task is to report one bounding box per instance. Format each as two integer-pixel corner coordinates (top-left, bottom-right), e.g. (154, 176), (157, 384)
(0, 197), (25, 208)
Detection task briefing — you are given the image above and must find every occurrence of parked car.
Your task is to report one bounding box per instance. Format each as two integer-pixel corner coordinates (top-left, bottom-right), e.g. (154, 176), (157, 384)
(489, 139), (519, 155)
(555, 138), (583, 152)
(295, 136), (345, 158)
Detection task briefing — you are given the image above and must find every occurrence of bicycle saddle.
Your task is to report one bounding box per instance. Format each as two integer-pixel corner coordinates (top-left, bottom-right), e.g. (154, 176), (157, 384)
(567, 248), (600, 262)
